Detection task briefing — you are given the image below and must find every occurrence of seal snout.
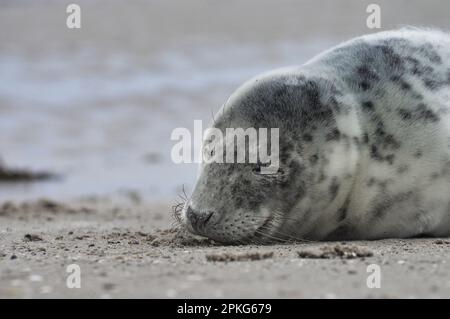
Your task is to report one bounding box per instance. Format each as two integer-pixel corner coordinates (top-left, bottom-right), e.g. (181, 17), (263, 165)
(185, 205), (215, 234)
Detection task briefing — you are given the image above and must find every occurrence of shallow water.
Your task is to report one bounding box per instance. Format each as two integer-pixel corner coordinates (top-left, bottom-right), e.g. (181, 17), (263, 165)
(0, 37), (334, 201)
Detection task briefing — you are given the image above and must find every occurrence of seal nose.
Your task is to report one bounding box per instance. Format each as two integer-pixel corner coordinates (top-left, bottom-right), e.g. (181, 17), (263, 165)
(186, 206), (214, 233)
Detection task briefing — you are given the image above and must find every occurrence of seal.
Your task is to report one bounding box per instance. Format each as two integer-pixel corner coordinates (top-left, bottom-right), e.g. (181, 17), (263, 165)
(181, 28), (450, 244)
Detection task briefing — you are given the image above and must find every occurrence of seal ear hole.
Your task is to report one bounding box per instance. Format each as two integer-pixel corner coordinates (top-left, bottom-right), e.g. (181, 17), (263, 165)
(252, 165), (263, 175)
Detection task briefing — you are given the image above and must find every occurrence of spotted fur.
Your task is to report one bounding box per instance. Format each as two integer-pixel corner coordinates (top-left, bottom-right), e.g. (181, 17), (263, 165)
(182, 29), (450, 243)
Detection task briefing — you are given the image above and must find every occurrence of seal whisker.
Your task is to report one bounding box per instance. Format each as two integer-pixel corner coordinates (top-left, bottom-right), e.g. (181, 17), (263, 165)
(271, 210), (319, 243)
(253, 230), (288, 244)
(251, 215), (294, 244)
(257, 214), (317, 243)
(211, 109), (217, 126)
(171, 198), (186, 229)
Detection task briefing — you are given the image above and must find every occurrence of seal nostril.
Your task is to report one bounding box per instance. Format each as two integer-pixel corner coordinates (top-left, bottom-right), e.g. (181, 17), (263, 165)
(186, 206), (214, 233)
(186, 206), (198, 229)
(203, 211), (214, 226)
(186, 206), (195, 221)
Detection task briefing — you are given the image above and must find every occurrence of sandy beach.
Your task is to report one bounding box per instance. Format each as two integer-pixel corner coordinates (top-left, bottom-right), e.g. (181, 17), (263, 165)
(0, 196), (449, 298)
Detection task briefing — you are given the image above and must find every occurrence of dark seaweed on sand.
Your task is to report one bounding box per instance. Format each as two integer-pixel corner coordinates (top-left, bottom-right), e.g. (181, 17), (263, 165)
(0, 160), (56, 182)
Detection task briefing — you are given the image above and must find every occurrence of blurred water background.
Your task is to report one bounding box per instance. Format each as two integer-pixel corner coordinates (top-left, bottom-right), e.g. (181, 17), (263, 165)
(1, 0), (449, 200)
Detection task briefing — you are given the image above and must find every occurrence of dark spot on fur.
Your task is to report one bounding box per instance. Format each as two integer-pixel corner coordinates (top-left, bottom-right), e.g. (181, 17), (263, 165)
(430, 172), (439, 180)
(398, 104), (439, 123)
(405, 56), (419, 66)
(419, 44), (442, 64)
(416, 103), (439, 122)
(385, 154), (395, 165)
(356, 65), (380, 81)
(367, 177), (376, 187)
(391, 75), (412, 91)
(371, 121), (401, 151)
(370, 145), (396, 164)
(303, 133), (313, 142)
(390, 75), (401, 82)
(360, 81), (371, 91)
(397, 165), (409, 174)
(398, 108), (412, 120)
(362, 133), (369, 144)
(318, 172), (327, 183)
(400, 81), (411, 90)
(366, 177), (390, 189)
(376, 43), (404, 68)
(423, 78), (441, 90)
(370, 145), (382, 161)
(336, 198), (350, 222)
(326, 128), (341, 141)
(279, 142), (295, 164)
(328, 96), (343, 113)
(352, 137), (362, 149)
(309, 154), (319, 165)
(379, 180), (389, 189)
(371, 191), (414, 220)
(374, 124), (386, 138)
(329, 177), (340, 201)
(384, 134), (401, 150)
(361, 101), (374, 111)
(277, 159), (306, 210)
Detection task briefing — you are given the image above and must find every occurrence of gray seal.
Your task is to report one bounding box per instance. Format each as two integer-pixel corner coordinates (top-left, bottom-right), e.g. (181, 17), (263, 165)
(181, 28), (450, 244)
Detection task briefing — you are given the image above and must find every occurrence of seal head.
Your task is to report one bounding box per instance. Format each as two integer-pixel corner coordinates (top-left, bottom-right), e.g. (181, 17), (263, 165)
(182, 71), (360, 244)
